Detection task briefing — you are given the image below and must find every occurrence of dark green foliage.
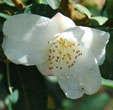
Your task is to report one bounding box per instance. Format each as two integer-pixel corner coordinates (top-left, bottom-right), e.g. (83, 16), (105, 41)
(9, 64), (47, 110)
(99, 28), (113, 79)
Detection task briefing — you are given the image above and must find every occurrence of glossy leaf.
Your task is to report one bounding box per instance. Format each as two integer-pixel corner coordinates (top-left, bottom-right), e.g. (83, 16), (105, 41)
(0, 13), (11, 19)
(2, 0), (14, 6)
(8, 89), (19, 104)
(47, 0), (61, 9)
(90, 16), (108, 26)
(37, 0), (61, 9)
(24, 4), (32, 14)
(75, 4), (91, 18)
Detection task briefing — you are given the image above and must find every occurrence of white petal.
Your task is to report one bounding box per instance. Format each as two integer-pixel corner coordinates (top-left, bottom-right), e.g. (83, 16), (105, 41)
(70, 46), (101, 95)
(56, 45), (101, 98)
(36, 61), (54, 76)
(80, 26), (110, 65)
(37, 28), (84, 76)
(52, 13), (76, 31)
(57, 76), (84, 99)
(2, 14), (60, 65)
(36, 27), (101, 98)
(83, 63), (101, 95)
(61, 27), (84, 42)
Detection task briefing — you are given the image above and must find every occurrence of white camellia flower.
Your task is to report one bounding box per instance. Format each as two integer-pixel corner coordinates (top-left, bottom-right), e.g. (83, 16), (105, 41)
(2, 13), (110, 99)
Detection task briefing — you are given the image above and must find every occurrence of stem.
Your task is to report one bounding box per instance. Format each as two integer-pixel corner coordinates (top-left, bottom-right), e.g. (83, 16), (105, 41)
(102, 77), (113, 88)
(6, 63), (13, 94)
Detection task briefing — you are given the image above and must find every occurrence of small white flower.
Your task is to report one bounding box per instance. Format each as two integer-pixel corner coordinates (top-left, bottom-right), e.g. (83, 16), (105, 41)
(2, 13), (110, 99)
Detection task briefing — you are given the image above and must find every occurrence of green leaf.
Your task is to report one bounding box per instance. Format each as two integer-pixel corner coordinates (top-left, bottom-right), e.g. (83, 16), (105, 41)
(0, 13), (11, 19)
(2, 0), (14, 6)
(75, 4), (91, 18)
(102, 78), (113, 88)
(99, 28), (113, 79)
(46, 0), (61, 9)
(2, 0), (27, 6)
(8, 89), (19, 104)
(10, 65), (47, 110)
(24, 4), (32, 14)
(79, 93), (110, 110)
(90, 16), (108, 26)
(5, 90), (19, 110)
(37, 0), (61, 9)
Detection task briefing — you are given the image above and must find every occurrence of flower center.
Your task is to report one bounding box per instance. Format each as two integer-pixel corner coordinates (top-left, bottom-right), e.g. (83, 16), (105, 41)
(48, 35), (82, 72)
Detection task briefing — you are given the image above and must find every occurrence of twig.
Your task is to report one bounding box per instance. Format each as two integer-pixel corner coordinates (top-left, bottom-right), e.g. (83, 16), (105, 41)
(6, 62), (13, 94)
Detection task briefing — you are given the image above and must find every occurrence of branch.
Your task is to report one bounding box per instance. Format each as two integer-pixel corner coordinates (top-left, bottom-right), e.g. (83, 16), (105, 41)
(60, 0), (91, 26)
(12, 0), (25, 9)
